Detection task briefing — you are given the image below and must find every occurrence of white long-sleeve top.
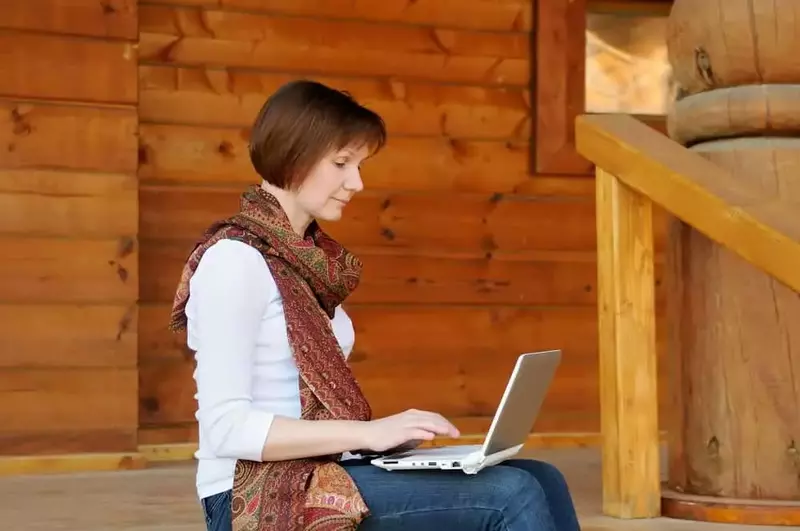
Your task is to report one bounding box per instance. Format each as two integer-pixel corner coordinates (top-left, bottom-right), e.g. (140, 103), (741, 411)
(185, 239), (356, 499)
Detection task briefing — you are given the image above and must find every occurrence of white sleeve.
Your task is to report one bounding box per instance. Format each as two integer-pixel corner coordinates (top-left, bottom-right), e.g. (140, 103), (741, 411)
(188, 239), (275, 462)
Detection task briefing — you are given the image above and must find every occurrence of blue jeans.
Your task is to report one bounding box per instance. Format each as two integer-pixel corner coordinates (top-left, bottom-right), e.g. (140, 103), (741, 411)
(201, 458), (580, 530)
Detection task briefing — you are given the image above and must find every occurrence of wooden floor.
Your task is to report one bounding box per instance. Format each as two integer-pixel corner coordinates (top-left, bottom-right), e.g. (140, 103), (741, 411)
(0, 447), (784, 530)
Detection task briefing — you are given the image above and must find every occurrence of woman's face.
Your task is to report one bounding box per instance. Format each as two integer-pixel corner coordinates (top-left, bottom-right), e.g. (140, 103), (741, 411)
(294, 143), (370, 222)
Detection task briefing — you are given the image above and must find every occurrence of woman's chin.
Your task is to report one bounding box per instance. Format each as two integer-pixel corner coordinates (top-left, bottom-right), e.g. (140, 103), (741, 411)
(314, 206), (345, 223)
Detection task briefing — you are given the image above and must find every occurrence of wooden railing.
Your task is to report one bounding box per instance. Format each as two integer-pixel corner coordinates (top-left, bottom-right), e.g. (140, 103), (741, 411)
(574, 114), (800, 519)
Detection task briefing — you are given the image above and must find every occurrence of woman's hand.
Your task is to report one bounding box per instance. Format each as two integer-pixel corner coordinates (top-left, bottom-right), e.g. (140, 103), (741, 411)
(359, 409), (460, 453)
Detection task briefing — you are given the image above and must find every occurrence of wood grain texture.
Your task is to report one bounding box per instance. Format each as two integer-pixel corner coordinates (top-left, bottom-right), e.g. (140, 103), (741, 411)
(133, 0), (668, 451)
(0, 237), (137, 304)
(0, 368), (138, 456)
(0, 0), (138, 39)
(139, 186), (599, 252)
(667, 0), (800, 96)
(0, 100), (138, 174)
(140, 0), (532, 32)
(141, 241), (606, 305)
(575, 114), (800, 293)
(662, 489), (800, 526)
(139, 301), (669, 434)
(595, 169), (660, 519)
(0, 452), (146, 476)
(0, 0), (140, 459)
(138, 5), (528, 86)
(138, 123), (531, 192)
(534, 0), (593, 175)
(139, 65), (530, 139)
(0, 31), (137, 104)
(664, 1), (800, 506)
(0, 304), (137, 368)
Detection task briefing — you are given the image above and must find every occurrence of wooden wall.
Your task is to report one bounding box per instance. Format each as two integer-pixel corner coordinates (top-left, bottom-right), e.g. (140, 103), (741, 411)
(0, 1), (139, 456)
(0, 0), (669, 458)
(136, 0), (667, 446)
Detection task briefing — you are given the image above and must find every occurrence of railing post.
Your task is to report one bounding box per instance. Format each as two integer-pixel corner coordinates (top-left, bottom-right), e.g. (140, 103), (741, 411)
(595, 168), (660, 518)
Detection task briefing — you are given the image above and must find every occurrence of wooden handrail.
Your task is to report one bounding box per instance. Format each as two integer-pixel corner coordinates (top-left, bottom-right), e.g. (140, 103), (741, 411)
(574, 113), (800, 521)
(576, 114), (800, 293)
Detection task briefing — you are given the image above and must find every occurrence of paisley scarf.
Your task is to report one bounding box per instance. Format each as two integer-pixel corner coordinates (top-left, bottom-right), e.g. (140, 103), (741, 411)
(169, 185), (372, 530)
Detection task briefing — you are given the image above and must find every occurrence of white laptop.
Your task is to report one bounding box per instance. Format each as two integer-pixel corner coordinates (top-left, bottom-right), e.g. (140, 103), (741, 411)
(370, 349), (561, 475)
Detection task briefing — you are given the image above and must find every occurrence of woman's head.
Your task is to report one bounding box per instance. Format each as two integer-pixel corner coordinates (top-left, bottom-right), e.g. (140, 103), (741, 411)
(249, 80), (386, 231)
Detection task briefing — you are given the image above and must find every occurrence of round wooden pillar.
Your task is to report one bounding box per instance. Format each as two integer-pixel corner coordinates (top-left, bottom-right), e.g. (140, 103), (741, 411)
(662, 0), (800, 525)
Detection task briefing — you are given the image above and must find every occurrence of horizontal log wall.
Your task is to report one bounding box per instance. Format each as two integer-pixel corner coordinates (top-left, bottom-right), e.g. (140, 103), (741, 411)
(137, 0), (668, 446)
(0, 0), (670, 458)
(0, 0), (140, 456)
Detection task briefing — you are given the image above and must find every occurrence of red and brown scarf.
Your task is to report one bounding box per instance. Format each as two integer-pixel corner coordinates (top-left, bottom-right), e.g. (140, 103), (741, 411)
(169, 185), (372, 530)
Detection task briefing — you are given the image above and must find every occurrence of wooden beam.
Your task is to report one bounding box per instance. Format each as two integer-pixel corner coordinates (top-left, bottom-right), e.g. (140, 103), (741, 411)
(576, 114), (800, 294)
(595, 168), (661, 518)
(0, 452), (146, 477)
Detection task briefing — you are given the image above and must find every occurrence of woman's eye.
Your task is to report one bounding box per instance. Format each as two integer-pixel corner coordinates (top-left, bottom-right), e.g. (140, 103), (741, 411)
(334, 161), (346, 168)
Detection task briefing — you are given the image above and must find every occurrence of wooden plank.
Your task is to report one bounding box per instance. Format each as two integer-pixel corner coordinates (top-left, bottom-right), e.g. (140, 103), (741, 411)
(140, 431), (604, 463)
(0, 429), (139, 457)
(0, 101), (137, 174)
(0, 452), (145, 476)
(0, 191), (136, 238)
(138, 355), (604, 427)
(0, 169), (137, 237)
(0, 304), (137, 369)
(576, 114), (800, 294)
(0, 0), (137, 39)
(140, 302), (602, 364)
(0, 31), (137, 104)
(534, 0), (593, 175)
(138, 118), (593, 197)
(0, 237), (137, 304)
(138, 5), (528, 86)
(139, 123), (531, 193)
(139, 186), (598, 252)
(0, 369), (138, 434)
(0, 169), (136, 195)
(140, 241), (614, 305)
(595, 168), (660, 518)
(140, 0), (531, 32)
(137, 416), (607, 449)
(139, 65), (530, 139)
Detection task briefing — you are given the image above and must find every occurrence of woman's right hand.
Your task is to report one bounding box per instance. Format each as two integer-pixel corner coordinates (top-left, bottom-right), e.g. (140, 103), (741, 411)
(359, 409), (460, 453)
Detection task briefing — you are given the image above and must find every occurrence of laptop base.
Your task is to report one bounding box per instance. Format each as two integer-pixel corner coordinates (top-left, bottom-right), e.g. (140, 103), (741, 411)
(370, 443), (523, 474)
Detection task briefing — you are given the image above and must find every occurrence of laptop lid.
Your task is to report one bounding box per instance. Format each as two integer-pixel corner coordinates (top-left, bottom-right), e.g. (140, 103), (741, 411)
(479, 350), (562, 457)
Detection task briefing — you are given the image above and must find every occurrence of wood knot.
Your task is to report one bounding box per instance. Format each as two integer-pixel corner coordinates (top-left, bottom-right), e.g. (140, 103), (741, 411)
(116, 265), (129, 282)
(380, 227), (396, 241)
(115, 305), (135, 341)
(117, 236), (135, 258)
(706, 435), (720, 457)
(140, 397), (159, 413)
(694, 47), (716, 88)
(10, 106), (32, 137)
(217, 140), (235, 158)
(138, 144), (150, 165)
(100, 0), (117, 14)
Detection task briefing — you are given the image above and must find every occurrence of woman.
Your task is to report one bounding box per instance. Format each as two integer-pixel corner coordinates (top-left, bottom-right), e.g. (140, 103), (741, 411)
(169, 80), (581, 531)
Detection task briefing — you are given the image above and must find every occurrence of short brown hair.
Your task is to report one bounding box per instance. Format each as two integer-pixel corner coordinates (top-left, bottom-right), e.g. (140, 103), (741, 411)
(249, 80), (387, 189)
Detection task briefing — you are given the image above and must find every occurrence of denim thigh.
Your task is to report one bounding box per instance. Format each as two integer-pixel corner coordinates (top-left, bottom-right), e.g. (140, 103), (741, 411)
(342, 457), (576, 531)
(201, 489), (232, 531)
(198, 459), (580, 531)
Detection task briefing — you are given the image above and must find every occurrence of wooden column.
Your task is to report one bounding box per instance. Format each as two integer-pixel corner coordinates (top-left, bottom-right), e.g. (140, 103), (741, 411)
(595, 169), (660, 518)
(662, 0), (800, 524)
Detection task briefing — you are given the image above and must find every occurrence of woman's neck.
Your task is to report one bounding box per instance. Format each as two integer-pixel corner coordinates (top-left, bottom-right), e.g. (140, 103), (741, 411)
(260, 182), (312, 236)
